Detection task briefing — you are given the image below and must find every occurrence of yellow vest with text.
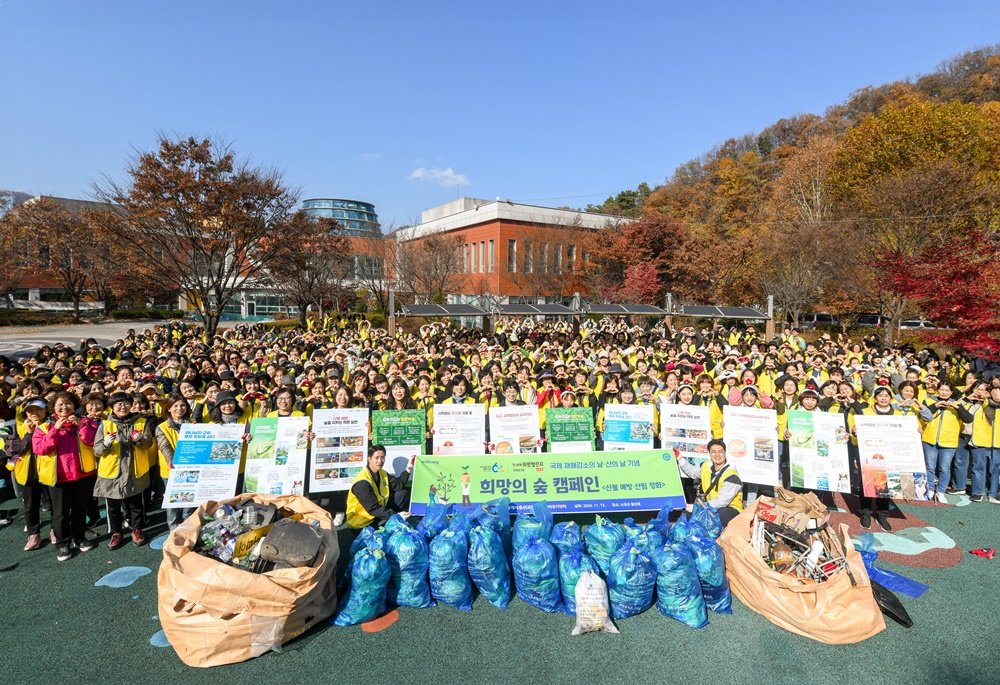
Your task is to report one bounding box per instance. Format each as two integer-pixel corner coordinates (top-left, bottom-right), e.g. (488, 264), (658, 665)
(346, 467), (390, 529)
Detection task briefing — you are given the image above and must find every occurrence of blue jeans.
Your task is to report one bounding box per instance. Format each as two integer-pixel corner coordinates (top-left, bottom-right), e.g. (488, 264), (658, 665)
(923, 443), (956, 496)
(970, 447), (999, 498)
(951, 436), (972, 491)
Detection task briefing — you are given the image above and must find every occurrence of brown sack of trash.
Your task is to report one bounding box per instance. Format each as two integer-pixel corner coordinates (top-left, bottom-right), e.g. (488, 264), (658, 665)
(157, 494), (340, 668)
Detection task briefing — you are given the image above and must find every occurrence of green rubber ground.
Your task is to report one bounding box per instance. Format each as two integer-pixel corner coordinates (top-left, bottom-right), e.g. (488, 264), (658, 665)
(0, 501), (996, 685)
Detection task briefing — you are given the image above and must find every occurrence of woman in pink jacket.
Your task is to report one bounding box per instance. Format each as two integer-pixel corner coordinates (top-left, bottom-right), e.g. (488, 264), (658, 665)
(32, 392), (98, 562)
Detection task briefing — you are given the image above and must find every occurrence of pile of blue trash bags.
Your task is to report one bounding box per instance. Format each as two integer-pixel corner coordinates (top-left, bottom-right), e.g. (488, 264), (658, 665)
(334, 498), (731, 630)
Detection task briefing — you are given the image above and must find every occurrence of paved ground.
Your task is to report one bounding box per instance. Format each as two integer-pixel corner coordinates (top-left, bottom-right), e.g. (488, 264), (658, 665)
(0, 499), (996, 685)
(0, 320), (163, 357)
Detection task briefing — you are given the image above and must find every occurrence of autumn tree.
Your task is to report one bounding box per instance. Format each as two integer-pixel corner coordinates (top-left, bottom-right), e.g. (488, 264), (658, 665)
(348, 230), (395, 315)
(96, 136), (300, 337)
(394, 229), (463, 304)
(264, 213), (351, 326)
(584, 183), (652, 218)
(0, 210), (29, 304)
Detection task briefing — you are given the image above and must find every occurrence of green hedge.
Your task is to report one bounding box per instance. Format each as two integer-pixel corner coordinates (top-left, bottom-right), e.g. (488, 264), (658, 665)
(0, 310), (79, 327)
(109, 308), (186, 320)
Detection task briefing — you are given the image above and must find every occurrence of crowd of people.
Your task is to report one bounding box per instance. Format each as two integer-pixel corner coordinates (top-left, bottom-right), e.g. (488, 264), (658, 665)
(1, 315), (998, 562)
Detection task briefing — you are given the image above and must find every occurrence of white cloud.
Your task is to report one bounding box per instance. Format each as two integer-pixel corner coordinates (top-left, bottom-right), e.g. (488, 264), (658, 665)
(409, 166), (470, 188)
(360, 152), (382, 160)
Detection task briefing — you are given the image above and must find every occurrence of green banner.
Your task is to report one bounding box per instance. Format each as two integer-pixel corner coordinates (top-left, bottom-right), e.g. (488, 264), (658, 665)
(545, 407), (596, 452)
(372, 410), (426, 447)
(410, 449), (686, 515)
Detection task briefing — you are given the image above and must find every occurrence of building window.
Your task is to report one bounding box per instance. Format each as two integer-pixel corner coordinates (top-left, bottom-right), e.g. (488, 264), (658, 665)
(479, 242), (485, 274)
(507, 239), (517, 272)
(37, 244), (50, 268)
(353, 256), (383, 279)
(555, 244), (563, 275)
(488, 240), (495, 273)
(525, 240), (533, 273)
(472, 242), (478, 273)
(463, 244), (469, 273)
(542, 243), (549, 275)
(567, 244), (576, 271)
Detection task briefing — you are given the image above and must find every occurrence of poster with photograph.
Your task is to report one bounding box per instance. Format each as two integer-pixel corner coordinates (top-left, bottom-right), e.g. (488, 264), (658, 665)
(660, 402), (711, 465)
(372, 409), (426, 476)
(432, 403), (486, 455)
(786, 410), (852, 493)
(855, 414), (927, 499)
(602, 404), (655, 451)
(309, 408), (369, 493)
(546, 407), (596, 453)
(163, 423), (246, 508)
(489, 405), (541, 454)
(722, 406), (779, 485)
(244, 416), (309, 496)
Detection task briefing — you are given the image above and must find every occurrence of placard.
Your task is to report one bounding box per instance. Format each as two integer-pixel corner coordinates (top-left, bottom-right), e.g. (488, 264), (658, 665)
(602, 404), (655, 451)
(432, 403), (486, 455)
(489, 405), (541, 454)
(786, 410), (852, 493)
(372, 409), (426, 476)
(855, 414), (928, 499)
(409, 449), (686, 515)
(722, 405), (779, 486)
(244, 416), (309, 496)
(163, 423), (246, 508)
(546, 407), (596, 452)
(660, 402), (711, 465)
(310, 408), (369, 493)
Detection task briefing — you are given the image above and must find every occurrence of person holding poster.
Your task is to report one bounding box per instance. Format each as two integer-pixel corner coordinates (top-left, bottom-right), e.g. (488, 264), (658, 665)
(93, 392), (155, 550)
(489, 404), (541, 455)
(598, 385), (655, 451)
(155, 395), (193, 530)
(346, 445), (412, 529)
(675, 439), (743, 526)
(660, 384), (712, 466)
(722, 402), (780, 487)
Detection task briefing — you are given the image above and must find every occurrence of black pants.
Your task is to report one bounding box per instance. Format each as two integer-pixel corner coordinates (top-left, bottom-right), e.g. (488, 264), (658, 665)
(21, 481), (43, 536)
(107, 494), (146, 534)
(717, 505), (740, 528)
(859, 496), (889, 517)
(78, 474), (100, 524)
(49, 478), (90, 547)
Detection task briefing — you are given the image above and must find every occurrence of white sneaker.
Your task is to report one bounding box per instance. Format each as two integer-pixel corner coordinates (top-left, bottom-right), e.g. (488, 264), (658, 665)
(935, 491), (948, 504)
(333, 512), (346, 527)
(988, 497), (1000, 505)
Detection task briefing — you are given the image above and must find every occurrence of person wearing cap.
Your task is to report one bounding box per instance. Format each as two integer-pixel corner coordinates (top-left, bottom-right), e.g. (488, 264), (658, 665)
(93, 391), (155, 549)
(6, 398), (50, 550)
(675, 438), (743, 527)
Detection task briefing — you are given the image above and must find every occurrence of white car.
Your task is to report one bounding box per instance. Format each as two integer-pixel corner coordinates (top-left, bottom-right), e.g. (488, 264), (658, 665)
(899, 319), (936, 330)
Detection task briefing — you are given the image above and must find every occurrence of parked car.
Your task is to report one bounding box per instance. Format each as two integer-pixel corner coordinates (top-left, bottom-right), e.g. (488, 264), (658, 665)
(854, 313), (888, 328)
(798, 312), (840, 329)
(899, 319), (937, 330)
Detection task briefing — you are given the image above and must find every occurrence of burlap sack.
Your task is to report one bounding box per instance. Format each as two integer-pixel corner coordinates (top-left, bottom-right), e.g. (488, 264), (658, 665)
(157, 494), (339, 668)
(718, 504), (885, 644)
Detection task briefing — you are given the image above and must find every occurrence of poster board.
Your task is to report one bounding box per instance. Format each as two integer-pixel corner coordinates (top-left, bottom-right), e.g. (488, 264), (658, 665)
(722, 405), (780, 486)
(489, 404), (541, 454)
(432, 403), (486, 455)
(372, 409), (426, 476)
(546, 407), (596, 453)
(163, 423), (245, 508)
(602, 404), (655, 451)
(660, 402), (711, 465)
(244, 416), (309, 496)
(787, 410), (852, 493)
(309, 408), (368, 493)
(855, 414), (927, 499)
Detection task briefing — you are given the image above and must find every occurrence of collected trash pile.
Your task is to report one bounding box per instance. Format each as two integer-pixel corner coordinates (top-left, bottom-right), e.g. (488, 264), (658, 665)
(335, 498), (732, 634)
(195, 501), (323, 573)
(718, 488), (888, 644)
(157, 495), (339, 668)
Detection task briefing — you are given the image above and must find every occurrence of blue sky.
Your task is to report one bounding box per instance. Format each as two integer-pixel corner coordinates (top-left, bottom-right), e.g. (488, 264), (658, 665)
(2, 1), (998, 227)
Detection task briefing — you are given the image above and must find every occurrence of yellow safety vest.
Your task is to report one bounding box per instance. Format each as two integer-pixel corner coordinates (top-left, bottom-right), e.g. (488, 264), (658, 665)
(921, 403), (965, 448)
(158, 421), (179, 475)
(346, 467), (390, 529)
(971, 404), (1000, 449)
(97, 418), (150, 481)
(701, 461), (743, 512)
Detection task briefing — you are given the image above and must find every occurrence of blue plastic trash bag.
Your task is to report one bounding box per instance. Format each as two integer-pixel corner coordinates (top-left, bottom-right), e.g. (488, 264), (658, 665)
(467, 525), (512, 609)
(349, 526), (387, 560)
(855, 533), (929, 599)
(447, 506), (476, 534)
(558, 544), (599, 615)
(621, 517), (644, 540)
(689, 500), (723, 539)
(667, 515), (692, 543)
(513, 536), (563, 613)
(607, 545), (656, 619)
(383, 513), (412, 536)
(428, 530), (474, 611)
(416, 502), (450, 540)
(550, 521), (582, 554)
(334, 547), (391, 626)
(385, 528), (434, 609)
(647, 506), (671, 539)
(513, 501), (553, 550)
(684, 529), (732, 614)
(653, 542), (708, 628)
(584, 516), (625, 576)
(629, 531), (664, 557)
(477, 497), (513, 558)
